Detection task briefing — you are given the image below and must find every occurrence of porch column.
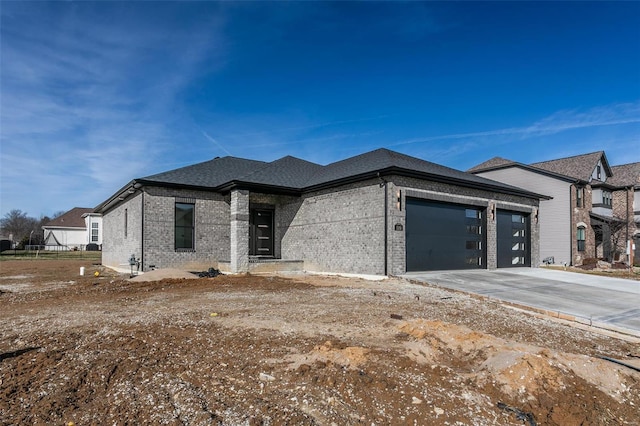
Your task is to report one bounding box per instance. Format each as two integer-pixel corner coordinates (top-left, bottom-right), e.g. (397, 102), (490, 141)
(230, 189), (250, 273)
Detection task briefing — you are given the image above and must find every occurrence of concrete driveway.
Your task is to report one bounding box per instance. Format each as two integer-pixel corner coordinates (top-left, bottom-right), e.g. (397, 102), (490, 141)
(404, 268), (640, 335)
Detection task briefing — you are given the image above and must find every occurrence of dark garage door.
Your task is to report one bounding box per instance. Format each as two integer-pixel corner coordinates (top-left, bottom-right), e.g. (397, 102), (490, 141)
(406, 198), (486, 271)
(496, 209), (531, 268)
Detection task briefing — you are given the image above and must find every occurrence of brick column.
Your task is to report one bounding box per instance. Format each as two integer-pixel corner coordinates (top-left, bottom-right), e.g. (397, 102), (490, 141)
(486, 201), (497, 269)
(230, 189), (249, 273)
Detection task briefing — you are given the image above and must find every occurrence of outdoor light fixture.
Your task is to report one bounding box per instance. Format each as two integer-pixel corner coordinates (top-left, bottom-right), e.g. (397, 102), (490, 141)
(396, 190), (402, 210)
(490, 203), (496, 222)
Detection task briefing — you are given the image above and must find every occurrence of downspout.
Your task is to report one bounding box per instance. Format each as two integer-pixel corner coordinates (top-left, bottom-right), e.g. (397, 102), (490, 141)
(141, 190), (145, 271)
(378, 173), (388, 276)
(626, 186), (630, 267)
(569, 185), (574, 266)
(384, 181), (388, 276)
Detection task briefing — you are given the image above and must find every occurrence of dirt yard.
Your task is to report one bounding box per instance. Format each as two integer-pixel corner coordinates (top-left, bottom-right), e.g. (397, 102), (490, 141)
(1, 260), (639, 425)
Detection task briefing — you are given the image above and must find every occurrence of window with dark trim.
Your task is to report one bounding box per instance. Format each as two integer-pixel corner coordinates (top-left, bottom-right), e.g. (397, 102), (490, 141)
(576, 187), (583, 208)
(577, 227), (586, 252)
(596, 165), (602, 180)
(602, 191), (612, 207)
(175, 202), (195, 250)
(124, 209), (128, 238)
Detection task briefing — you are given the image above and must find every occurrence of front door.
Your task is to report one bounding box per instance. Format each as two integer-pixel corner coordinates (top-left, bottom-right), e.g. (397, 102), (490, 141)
(250, 209), (274, 257)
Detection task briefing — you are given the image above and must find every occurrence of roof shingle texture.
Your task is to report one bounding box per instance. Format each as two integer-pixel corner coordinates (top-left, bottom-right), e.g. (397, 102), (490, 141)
(608, 162), (640, 187)
(530, 151), (604, 182)
(466, 157), (515, 173)
(142, 157), (267, 188)
(43, 207), (93, 228)
(138, 148), (537, 195)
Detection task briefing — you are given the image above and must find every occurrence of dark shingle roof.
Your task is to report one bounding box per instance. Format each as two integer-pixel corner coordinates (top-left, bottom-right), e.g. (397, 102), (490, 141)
(608, 162), (640, 187)
(467, 157), (515, 173)
(140, 157), (267, 188)
(303, 149), (535, 194)
(97, 148), (547, 213)
(43, 207), (94, 228)
(237, 156), (325, 189)
(530, 151), (609, 182)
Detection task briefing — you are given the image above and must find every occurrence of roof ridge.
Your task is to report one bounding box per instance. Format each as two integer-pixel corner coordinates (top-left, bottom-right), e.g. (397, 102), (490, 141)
(531, 150), (603, 165)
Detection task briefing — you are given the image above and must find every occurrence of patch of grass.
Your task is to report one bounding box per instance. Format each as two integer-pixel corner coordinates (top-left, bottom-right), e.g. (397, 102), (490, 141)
(0, 250), (102, 262)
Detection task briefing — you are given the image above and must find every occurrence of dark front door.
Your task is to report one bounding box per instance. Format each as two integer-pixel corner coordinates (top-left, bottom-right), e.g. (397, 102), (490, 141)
(250, 209), (274, 257)
(406, 198), (486, 271)
(496, 210), (531, 267)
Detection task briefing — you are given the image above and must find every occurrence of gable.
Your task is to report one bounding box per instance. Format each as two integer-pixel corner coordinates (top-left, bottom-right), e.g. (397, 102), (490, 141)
(43, 207), (94, 229)
(531, 151), (612, 182)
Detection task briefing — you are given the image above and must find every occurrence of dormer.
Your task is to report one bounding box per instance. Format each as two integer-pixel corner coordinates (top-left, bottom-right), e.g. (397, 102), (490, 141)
(530, 151), (613, 185)
(590, 155), (613, 183)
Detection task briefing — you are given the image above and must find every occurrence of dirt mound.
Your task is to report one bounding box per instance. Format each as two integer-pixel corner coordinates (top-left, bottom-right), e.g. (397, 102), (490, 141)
(129, 268), (199, 282)
(1, 260), (639, 425)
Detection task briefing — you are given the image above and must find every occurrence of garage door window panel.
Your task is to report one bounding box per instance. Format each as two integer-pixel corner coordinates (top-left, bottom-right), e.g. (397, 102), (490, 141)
(497, 210), (531, 268)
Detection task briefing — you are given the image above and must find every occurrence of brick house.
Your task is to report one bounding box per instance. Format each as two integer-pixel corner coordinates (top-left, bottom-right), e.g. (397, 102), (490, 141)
(95, 149), (545, 275)
(469, 152), (639, 266)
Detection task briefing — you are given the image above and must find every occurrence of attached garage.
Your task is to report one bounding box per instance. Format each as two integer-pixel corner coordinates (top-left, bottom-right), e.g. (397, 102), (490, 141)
(405, 198), (486, 271)
(496, 209), (531, 267)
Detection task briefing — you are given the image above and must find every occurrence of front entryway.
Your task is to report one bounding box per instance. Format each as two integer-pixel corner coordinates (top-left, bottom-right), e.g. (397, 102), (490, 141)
(250, 209), (274, 257)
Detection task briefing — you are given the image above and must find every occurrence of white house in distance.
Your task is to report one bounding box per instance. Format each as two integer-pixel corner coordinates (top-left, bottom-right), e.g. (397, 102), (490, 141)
(42, 207), (102, 250)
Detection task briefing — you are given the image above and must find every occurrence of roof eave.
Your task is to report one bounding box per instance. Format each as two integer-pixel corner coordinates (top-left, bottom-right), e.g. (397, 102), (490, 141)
(303, 167), (551, 200)
(94, 180), (144, 214)
(472, 163), (583, 184)
(217, 181), (303, 196)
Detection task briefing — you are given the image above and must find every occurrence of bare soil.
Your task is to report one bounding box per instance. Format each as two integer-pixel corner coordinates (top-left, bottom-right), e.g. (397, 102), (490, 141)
(1, 260), (639, 425)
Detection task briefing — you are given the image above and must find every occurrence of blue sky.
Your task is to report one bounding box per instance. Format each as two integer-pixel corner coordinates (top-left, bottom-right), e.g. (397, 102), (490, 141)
(1, 1), (639, 219)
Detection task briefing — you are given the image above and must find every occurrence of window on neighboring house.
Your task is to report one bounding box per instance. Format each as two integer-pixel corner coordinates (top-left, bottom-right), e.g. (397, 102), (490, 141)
(603, 191), (612, 207)
(175, 202), (195, 250)
(596, 165), (602, 180)
(576, 187), (583, 208)
(577, 227), (586, 252)
(91, 222), (99, 242)
(124, 209), (128, 238)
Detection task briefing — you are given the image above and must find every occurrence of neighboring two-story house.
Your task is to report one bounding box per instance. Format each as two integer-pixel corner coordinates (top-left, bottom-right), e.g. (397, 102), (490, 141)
(469, 152), (639, 266)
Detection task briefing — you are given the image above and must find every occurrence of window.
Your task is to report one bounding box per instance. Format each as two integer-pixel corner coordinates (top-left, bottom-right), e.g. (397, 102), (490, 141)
(465, 209), (482, 219)
(91, 222), (99, 242)
(466, 241), (482, 250)
(576, 187), (583, 208)
(512, 214), (525, 223)
(577, 227), (586, 252)
(124, 209), (128, 238)
(596, 165), (602, 180)
(175, 202), (195, 250)
(467, 225), (482, 234)
(513, 229), (525, 238)
(602, 191), (612, 207)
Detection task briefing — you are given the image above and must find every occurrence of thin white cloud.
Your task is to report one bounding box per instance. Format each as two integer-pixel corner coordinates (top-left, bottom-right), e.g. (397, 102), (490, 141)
(389, 102), (640, 147)
(201, 131), (233, 156)
(0, 3), (227, 216)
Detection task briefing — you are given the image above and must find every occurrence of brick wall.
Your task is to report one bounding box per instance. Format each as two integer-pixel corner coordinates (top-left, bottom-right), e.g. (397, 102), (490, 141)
(612, 187), (636, 262)
(141, 186), (230, 271)
(571, 184), (594, 265)
(281, 179), (386, 275)
(102, 192), (143, 271)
